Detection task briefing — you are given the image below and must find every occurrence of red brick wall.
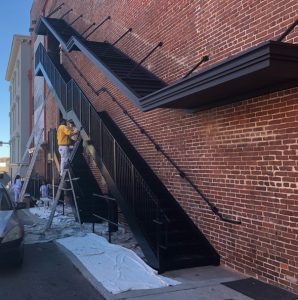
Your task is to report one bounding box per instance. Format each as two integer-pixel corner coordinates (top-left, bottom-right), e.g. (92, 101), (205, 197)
(35, 0), (298, 292)
(45, 89), (59, 134)
(33, 147), (46, 180)
(30, 0), (47, 21)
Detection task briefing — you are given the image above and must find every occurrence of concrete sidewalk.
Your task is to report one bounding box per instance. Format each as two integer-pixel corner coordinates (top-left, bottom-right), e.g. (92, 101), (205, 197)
(20, 207), (252, 300)
(58, 241), (253, 300)
(17, 207), (298, 300)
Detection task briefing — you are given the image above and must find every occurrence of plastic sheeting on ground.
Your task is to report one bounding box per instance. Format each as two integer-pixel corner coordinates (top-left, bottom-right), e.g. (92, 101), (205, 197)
(23, 206), (145, 259)
(57, 233), (180, 294)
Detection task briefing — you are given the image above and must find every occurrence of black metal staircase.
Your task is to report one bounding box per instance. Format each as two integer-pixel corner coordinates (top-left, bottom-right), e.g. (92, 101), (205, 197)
(35, 43), (220, 271)
(36, 16), (167, 102)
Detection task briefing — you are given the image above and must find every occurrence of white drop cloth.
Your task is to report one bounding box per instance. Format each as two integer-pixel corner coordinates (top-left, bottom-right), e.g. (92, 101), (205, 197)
(57, 233), (180, 294)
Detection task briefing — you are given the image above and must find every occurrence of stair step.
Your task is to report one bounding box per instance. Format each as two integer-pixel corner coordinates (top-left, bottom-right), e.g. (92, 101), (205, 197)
(124, 77), (165, 84)
(161, 229), (194, 241)
(104, 66), (135, 73)
(163, 214), (186, 225)
(84, 41), (109, 48)
(134, 90), (159, 97)
(162, 240), (205, 254)
(122, 82), (165, 92)
(99, 56), (133, 64)
(111, 68), (151, 76)
(89, 48), (126, 57)
(163, 253), (219, 270)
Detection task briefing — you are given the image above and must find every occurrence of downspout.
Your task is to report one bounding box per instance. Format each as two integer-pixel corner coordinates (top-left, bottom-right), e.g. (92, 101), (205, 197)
(27, 69), (33, 133)
(42, 0), (50, 136)
(42, 0), (50, 178)
(42, 0), (50, 16)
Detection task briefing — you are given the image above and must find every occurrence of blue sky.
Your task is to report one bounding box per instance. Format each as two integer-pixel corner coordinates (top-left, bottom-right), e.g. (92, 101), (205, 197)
(0, 1), (32, 158)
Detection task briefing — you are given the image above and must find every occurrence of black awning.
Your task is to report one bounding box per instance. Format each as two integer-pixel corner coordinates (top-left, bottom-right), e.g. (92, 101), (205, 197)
(139, 41), (298, 111)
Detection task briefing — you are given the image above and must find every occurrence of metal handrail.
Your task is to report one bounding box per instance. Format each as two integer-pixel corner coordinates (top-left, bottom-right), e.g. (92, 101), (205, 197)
(92, 193), (120, 243)
(47, 3), (64, 18)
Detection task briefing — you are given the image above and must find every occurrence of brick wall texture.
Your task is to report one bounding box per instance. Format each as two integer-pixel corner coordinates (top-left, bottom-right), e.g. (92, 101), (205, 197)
(31, 0), (298, 292)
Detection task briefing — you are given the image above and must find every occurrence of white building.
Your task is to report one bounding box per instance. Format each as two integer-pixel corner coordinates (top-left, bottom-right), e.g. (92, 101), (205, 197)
(5, 35), (31, 179)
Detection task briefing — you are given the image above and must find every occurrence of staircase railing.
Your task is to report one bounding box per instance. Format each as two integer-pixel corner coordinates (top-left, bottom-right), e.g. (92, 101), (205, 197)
(35, 43), (167, 268)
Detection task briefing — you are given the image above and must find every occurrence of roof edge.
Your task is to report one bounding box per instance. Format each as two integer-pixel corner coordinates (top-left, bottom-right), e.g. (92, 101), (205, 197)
(5, 35), (31, 81)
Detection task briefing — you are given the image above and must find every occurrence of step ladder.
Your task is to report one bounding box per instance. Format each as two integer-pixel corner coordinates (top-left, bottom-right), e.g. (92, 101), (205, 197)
(13, 92), (50, 183)
(44, 168), (81, 231)
(18, 128), (44, 202)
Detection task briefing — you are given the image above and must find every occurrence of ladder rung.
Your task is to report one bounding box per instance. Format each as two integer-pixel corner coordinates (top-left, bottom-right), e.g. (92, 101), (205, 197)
(45, 169), (81, 231)
(64, 177), (80, 181)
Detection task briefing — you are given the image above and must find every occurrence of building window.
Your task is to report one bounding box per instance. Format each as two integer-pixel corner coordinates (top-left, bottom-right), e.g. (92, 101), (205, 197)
(12, 109), (14, 132)
(17, 60), (20, 86)
(9, 86), (12, 105)
(11, 140), (14, 163)
(14, 108), (16, 131)
(13, 139), (16, 164)
(17, 136), (19, 163)
(9, 112), (11, 133)
(12, 105), (16, 132)
(17, 96), (20, 125)
(13, 139), (16, 163)
(12, 108), (14, 132)
(11, 79), (14, 97)
(10, 143), (12, 163)
(13, 72), (16, 96)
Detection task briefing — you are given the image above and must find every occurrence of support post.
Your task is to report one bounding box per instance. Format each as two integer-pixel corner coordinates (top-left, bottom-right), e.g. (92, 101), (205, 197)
(47, 3), (64, 18)
(60, 8), (73, 19)
(112, 28), (132, 46)
(183, 55), (209, 78)
(69, 14), (83, 26)
(85, 16), (111, 39)
(81, 23), (96, 37)
(277, 19), (298, 42)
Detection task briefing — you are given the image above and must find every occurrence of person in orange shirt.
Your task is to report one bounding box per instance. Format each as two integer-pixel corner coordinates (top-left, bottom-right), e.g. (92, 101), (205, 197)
(57, 119), (78, 176)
